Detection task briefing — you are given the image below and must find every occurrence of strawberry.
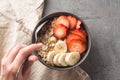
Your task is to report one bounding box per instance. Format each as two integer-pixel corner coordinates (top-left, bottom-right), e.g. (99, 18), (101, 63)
(66, 33), (83, 44)
(53, 24), (67, 39)
(67, 16), (77, 29)
(72, 29), (87, 42)
(68, 39), (86, 54)
(54, 16), (69, 28)
(76, 20), (81, 29)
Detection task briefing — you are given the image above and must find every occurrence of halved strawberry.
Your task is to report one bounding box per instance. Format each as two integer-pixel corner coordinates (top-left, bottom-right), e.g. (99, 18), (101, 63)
(68, 39), (86, 54)
(53, 24), (67, 39)
(66, 33), (83, 44)
(72, 29), (87, 42)
(67, 16), (77, 29)
(54, 16), (69, 28)
(76, 20), (81, 29)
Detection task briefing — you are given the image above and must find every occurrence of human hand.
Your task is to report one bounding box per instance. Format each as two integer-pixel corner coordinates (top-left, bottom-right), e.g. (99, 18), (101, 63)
(0, 43), (42, 80)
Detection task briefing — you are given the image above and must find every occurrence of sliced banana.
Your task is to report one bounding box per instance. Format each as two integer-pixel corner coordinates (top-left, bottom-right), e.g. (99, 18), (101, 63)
(53, 53), (62, 66)
(58, 53), (68, 66)
(65, 52), (80, 66)
(47, 51), (56, 64)
(54, 40), (67, 53)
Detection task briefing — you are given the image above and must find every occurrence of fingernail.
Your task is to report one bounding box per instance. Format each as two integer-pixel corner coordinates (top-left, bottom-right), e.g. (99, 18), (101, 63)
(37, 43), (43, 46)
(34, 57), (38, 61)
(35, 43), (43, 50)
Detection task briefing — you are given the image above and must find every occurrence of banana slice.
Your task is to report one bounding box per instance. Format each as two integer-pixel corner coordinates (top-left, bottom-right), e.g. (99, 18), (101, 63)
(65, 52), (80, 66)
(47, 51), (56, 64)
(58, 53), (68, 66)
(53, 53), (62, 66)
(54, 40), (67, 53)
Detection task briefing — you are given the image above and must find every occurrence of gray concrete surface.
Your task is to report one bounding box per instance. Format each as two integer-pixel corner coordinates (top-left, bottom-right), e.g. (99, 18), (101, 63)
(43, 0), (120, 80)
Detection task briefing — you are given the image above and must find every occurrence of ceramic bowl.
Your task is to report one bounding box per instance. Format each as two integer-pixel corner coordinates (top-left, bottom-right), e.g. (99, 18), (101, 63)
(32, 12), (91, 70)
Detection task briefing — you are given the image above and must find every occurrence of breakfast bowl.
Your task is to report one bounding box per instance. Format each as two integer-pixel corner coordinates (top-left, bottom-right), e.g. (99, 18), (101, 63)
(32, 12), (91, 70)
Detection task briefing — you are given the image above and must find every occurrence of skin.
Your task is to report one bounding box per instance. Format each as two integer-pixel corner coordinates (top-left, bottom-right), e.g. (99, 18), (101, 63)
(0, 43), (42, 80)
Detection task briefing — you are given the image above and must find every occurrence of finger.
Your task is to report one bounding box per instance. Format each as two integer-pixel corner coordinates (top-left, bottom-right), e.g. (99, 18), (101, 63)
(10, 43), (42, 72)
(5, 44), (26, 64)
(2, 44), (16, 60)
(28, 54), (38, 62)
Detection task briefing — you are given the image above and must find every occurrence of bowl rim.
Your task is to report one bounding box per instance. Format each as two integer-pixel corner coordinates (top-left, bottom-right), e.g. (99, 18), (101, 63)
(32, 12), (92, 70)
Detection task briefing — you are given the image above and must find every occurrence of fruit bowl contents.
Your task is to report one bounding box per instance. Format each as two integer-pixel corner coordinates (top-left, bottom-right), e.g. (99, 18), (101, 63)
(36, 14), (88, 67)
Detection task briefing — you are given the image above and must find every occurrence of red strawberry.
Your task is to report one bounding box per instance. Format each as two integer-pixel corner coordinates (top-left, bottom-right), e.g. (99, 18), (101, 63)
(72, 29), (87, 42)
(66, 33), (84, 44)
(67, 16), (77, 29)
(68, 39), (86, 54)
(53, 24), (67, 39)
(76, 20), (81, 29)
(54, 16), (69, 28)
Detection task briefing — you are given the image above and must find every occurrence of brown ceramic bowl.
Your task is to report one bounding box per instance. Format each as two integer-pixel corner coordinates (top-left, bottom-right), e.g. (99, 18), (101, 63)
(32, 12), (91, 70)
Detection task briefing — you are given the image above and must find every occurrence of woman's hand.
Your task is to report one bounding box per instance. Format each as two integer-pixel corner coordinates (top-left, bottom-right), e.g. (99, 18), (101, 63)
(0, 43), (42, 80)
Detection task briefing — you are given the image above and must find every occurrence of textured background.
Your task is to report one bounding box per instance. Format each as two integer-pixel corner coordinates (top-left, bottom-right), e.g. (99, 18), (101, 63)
(43, 0), (120, 80)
